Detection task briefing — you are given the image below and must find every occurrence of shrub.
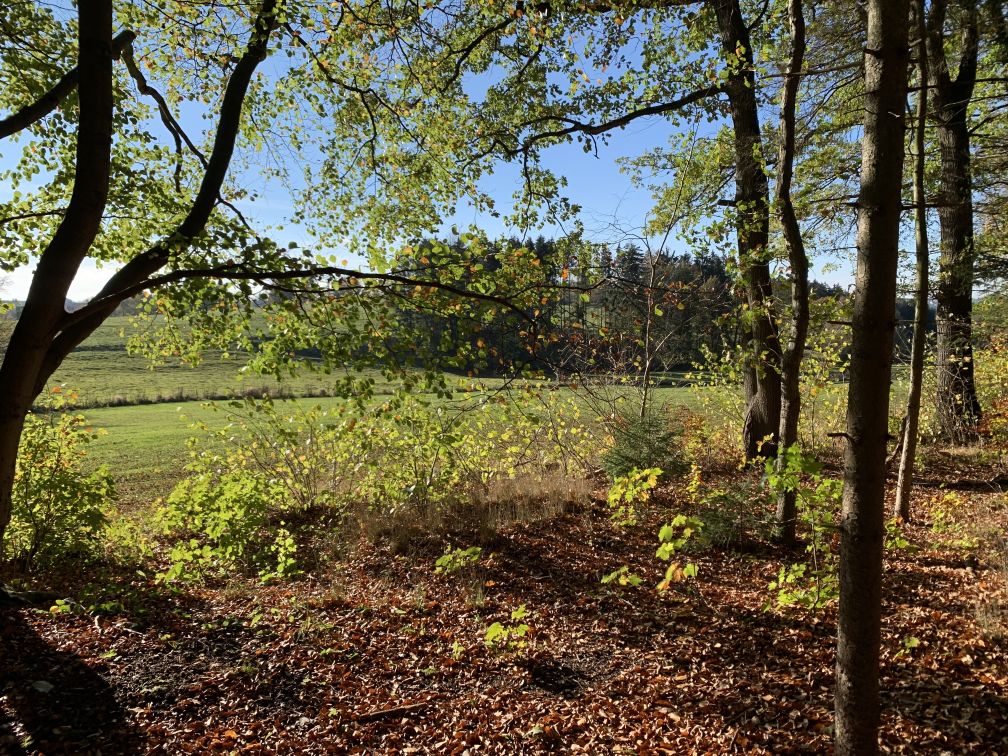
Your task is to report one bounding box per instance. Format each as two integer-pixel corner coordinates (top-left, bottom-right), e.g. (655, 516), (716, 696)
(601, 406), (690, 481)
(162, 391), (601, 571)
(484, 604), (531, 652)
(155, 398), (360, 582)
(607, 467), (661, 527)
(156, 468), (296, 583)
(435, 545), (482, 575)
(764, 448), (842, 611)
(5, 409), (114, 570)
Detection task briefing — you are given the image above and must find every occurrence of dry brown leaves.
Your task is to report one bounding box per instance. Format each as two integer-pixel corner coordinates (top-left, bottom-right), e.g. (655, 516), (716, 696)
(2, 469), (1007, 754)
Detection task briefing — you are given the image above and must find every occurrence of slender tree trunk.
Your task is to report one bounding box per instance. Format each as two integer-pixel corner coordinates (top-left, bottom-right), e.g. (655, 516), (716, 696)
(927, 0), (981, 442)
(895, 0), (930, 521)
(835, 0), (910, 752)
(711, 0), (782, 460)
(774, 0), (808, 546)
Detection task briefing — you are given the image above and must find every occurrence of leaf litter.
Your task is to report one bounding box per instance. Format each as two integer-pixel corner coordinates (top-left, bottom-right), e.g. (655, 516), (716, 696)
(2, 469), (1007, 753)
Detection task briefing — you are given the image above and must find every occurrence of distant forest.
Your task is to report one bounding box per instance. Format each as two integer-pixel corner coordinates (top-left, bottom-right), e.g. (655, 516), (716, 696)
(393, 236), (936, 377)
(2, 236), (939, 376)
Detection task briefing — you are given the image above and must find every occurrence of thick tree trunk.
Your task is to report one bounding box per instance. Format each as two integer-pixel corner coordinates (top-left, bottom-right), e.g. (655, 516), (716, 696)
(928, 0), (981, 442)
(0, 403), (29, 556)
(711, 0), (782, 460)
(774, 0), (808, 547)
(933, 115), (981, 439)
(895, 0), (930, 521)
(835, 0), (909, 752)
(0, 0), (114, 552)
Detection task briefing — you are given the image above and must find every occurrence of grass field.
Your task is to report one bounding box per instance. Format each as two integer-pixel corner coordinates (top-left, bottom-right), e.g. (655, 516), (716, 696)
(77, 383), (701, 510)
(76, 397), (355, 509)
(43, 316), (408, 408)
(29, 314), (868, 512)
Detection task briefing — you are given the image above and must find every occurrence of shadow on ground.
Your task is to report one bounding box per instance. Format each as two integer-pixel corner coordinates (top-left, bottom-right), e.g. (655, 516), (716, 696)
(0, 608), (143, 754)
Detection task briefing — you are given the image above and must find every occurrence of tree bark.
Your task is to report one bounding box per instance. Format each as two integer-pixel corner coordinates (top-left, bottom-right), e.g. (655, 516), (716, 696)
(927, 0), (981, 442)
(894, 0), (930, 521)
(711, 0), (782, 460)
(774, 0), (808, 546)
(835, 0), (910, 752)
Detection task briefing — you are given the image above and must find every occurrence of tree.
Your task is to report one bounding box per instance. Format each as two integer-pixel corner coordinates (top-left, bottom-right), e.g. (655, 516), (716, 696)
(835, 0), (910, 751)
(0, 0), (547, 551)
(773, 0), (809, 545)
(927, 0), (983, 440)
(0, 0), (286, 552)
(895, 0), (931, 521)
(711, 0), (783, 460)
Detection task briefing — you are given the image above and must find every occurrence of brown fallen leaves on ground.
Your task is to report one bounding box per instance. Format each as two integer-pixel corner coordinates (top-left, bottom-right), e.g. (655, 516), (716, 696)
(1, 468), (1007, 754)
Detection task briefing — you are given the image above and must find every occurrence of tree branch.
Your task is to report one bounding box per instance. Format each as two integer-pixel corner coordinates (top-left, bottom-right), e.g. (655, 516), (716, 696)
(61, 260), (541, 330)
(512, 85), (724, 156)
(0, 30), (134, 139)
(35, 0), (281, 394)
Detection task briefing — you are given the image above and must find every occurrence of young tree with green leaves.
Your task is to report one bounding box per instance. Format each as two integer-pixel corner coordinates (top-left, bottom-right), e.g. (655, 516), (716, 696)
(772, 0), (809, 546)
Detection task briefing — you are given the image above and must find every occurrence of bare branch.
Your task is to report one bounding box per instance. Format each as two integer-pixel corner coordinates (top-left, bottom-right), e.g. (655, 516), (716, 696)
(511, 85), (724, 156)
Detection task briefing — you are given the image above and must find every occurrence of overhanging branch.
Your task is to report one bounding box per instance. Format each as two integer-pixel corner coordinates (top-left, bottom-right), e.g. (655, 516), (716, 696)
(0, 30), (135, 139)
(62, 262), (543, 329)
(511, 85), (724, 156)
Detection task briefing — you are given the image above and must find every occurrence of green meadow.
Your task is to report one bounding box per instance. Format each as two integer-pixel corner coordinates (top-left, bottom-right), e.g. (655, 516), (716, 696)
(45, 316), (392, 408)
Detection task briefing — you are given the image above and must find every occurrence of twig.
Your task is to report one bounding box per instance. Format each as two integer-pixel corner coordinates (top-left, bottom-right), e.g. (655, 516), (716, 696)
(356, 701), (429, 723)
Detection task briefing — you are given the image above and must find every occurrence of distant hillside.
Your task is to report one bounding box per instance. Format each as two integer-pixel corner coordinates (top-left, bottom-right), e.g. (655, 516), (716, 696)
(2, 297), (142, 318)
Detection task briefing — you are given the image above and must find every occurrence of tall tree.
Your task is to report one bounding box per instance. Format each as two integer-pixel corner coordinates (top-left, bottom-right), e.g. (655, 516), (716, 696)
(0, 0), (281, 552)
(711, 0), (783, 459)
(895, 0), (931, 520)
(773, 0), (809, 545)
(0, 1), (549, 551)
(927, 0), (983, 441)
(835, 0), (910, 750)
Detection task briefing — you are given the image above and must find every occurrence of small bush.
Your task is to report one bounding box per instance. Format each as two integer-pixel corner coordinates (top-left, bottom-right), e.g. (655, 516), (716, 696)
(156, 468), (296, 583)
(607, 467), (661, 527)
(764, 448), (842, 611)
(602, 406), (690, 481)
(163, 392), (600, 569)
(435, 545), (482, 575)
(5, 409), (114, 570)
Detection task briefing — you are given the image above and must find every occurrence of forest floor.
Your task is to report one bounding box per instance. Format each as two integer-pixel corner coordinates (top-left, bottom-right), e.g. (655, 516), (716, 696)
(2, 460), (1008, 754)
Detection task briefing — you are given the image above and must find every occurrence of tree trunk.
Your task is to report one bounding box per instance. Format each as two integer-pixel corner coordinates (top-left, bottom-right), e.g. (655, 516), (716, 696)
(933, 114), (981, 440)
(835, 0), (910, 752)
(894, 0), (930, 521)
(774, 0), (808, 546)
(0, 0), (114, 552)
(928, 0), (981, 442)
(0, 405), (29, 557)
(711, 0), (782, 460)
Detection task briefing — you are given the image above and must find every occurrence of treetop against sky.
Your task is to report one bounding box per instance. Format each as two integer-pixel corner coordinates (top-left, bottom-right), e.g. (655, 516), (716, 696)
(0, 0), (895, 303)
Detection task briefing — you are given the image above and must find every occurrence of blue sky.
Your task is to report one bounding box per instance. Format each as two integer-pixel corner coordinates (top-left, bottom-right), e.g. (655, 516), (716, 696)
(1, 25), (861, 303)
(1, 108), (860, 301)
(1, 118), (685, 300)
